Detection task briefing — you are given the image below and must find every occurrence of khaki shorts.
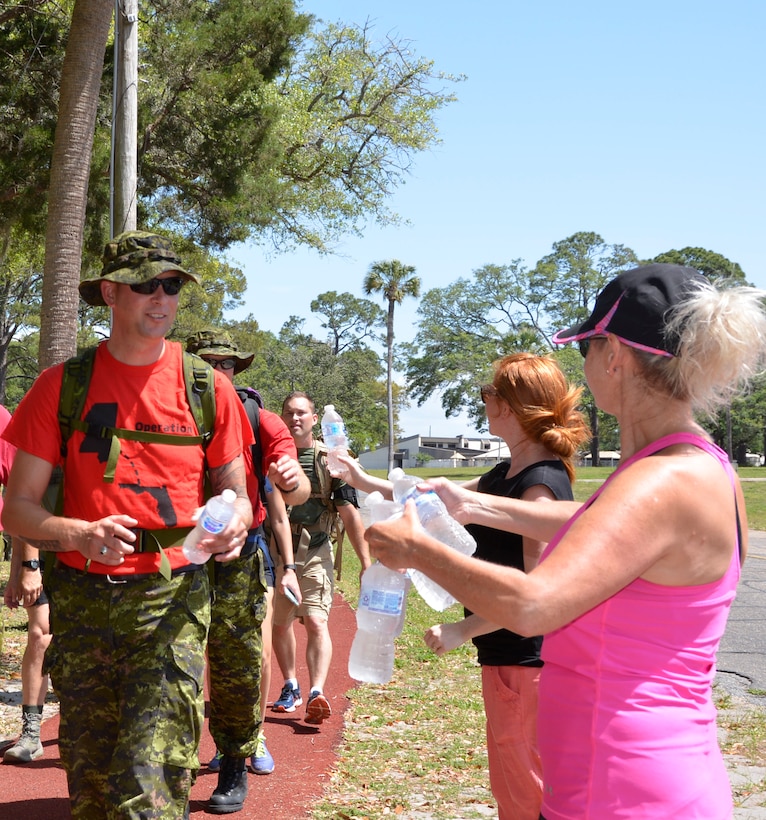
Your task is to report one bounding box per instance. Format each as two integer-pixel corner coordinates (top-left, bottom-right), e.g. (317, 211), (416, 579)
(273, 539), (334, 625)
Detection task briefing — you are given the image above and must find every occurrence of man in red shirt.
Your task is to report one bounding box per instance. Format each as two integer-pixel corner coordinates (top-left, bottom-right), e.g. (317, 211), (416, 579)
(2, 231), (252, 820)
(186, 329), (308, 813)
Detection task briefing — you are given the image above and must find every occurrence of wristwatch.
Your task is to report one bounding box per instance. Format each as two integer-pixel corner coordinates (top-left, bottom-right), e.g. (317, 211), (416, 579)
(283, 563), (297, 571)
(21, 559), (41, 570)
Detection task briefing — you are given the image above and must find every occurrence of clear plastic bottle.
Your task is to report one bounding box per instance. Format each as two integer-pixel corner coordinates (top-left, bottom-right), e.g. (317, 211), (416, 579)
(348, 560), (410, 684)
(388, 468), (476, 611)
(321, 404), (349, 475)
(182, 489), (237, 564)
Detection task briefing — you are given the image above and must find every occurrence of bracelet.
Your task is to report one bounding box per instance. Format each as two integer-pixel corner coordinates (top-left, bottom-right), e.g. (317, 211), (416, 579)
(276, 482), (299, 494)
(283, 563), (297, 571)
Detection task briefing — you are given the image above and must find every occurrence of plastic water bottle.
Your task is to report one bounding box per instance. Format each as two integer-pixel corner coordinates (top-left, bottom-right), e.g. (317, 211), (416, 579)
(348, 560), (411, 684)
(182, 489), (237, 564)
(321, 404), (349, 475)
(388, 468), (476, 611)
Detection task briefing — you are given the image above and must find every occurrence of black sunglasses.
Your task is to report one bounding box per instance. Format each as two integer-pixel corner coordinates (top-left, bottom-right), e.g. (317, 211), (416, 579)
(480, 384), (498, 403)
(578, 335), (607, 358)
(201, 357), (237, 371)
(129, 277), (185, 296)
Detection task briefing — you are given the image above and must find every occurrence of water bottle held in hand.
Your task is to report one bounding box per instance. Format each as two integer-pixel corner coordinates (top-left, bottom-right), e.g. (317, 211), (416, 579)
(182, 489), (237, 564)
(348, 560), (410, 684)
(388, 468), (476, 611)
(321, 404), (349, 475)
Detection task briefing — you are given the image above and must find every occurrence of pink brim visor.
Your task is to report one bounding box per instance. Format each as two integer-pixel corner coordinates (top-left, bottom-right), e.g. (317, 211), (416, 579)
(552, 296), (674, 358)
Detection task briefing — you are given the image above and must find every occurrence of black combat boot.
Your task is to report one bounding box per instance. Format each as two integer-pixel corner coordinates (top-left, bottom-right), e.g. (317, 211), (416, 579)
(207, 755), (248, 814)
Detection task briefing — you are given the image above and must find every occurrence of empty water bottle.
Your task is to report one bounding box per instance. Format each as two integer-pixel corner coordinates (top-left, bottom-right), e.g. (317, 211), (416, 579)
(182, 489), (237, 564)
(321, 404), (349, 475)
(388, 468), (476, 611)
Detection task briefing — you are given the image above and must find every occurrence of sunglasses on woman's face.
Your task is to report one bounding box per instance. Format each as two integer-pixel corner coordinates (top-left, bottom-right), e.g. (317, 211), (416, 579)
(480, 384), (498, 403)
(578, 335), (607, 358)
(129, 277), (185, 296)
(201, 357), (237, 371)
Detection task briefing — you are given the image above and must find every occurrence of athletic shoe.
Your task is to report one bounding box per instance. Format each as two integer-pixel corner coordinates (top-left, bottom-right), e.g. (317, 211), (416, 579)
(272, 682), (302, 712)
(2, 732), (43, 763)
(249, 733), (274, 775)
(208, 749), (223, 771)
(305, 691), (332, 725)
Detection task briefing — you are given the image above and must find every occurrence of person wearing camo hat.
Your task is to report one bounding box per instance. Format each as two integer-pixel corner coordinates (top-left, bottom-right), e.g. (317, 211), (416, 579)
(1, 230), (253, 819)
(186, 328), (308, 814)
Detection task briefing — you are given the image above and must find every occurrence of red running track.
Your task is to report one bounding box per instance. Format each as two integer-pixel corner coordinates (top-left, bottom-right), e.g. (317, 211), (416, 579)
(0, 592), (359, 819)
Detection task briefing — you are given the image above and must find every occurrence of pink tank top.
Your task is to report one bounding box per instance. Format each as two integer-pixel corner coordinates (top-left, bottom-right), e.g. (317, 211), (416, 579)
(538, 433), (739, 819)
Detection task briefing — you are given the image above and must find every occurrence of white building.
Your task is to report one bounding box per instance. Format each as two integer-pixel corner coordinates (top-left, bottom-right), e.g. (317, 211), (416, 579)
(358, 434), (510, 471)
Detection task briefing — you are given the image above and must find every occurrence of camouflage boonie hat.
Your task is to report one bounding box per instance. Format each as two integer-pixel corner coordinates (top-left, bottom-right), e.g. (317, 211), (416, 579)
(185, 328), (254, 374)
(78, 230), (199, 306)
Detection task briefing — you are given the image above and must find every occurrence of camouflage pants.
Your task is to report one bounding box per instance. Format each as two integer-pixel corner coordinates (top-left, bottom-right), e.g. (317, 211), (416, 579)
(208, 542), (267, 757)
(46, 561), (210, 819)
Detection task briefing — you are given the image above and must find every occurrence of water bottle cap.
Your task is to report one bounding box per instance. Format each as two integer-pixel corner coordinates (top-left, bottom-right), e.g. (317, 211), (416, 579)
(388, 467), (404, 481)
(221, 489), (236, 503)
(324, 404), (334, 412)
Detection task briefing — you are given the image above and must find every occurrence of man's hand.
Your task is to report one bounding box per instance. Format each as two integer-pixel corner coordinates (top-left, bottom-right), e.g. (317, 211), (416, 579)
(80, 514), (139, 564)
(279, 569), (302, 606)
(271, 456), (301, 493)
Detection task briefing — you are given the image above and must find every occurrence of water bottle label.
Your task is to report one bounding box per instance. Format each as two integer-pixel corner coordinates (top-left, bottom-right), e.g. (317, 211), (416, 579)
(361, 588), (404, 616)
(323, 422), (344, 436)
(200, 512), (226, 534)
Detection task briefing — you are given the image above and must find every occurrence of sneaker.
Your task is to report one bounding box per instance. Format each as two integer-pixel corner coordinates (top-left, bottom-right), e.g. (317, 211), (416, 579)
(249, 733), (274, 775)
(208, 749), (223, 771)
(272, 682), (302, 713)
(305, 691), (332, 725)
(3, 733), (43, 764)
(3, 709), (43, 764)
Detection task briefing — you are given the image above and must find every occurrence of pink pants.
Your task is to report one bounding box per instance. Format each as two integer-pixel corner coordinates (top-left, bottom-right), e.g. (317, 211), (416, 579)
(481, 665), (543, 820)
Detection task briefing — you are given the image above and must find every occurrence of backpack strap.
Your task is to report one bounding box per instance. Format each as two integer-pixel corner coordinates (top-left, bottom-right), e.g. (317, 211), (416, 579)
(58, 346), (97, 459)
(312, 441), (345, 580)
(184, 352), (216, 447)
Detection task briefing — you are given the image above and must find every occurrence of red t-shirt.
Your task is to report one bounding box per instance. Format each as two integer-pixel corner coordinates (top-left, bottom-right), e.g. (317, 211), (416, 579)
(3, 341), (248, 575)
(238, 403), (297, 528)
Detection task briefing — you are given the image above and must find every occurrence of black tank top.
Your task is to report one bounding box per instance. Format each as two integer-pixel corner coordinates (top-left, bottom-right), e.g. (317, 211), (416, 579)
(465, 460), (573, 667)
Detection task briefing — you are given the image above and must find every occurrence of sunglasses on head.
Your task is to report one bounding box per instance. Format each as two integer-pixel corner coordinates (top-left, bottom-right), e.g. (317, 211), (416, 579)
(201, 357), (237, 371)
(480, 384), (498, 403)
(578, 335), (607, 358)
(129, 277), (185, 296)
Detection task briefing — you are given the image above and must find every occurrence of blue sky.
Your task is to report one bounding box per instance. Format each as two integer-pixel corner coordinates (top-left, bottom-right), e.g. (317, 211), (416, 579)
(230, 0), (766, 439)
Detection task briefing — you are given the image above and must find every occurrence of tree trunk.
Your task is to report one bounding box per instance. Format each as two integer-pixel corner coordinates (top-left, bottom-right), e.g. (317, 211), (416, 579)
(590, 404), (600, 468)
(39, 0), (114, 372)
(386, 300), (395, 473)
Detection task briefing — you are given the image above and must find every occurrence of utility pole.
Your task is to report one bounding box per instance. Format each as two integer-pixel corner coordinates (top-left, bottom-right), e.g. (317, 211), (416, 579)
(111, 0), (138, 236)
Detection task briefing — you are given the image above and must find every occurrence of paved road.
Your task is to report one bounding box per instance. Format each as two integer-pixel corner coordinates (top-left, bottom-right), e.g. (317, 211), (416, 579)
(717, 530), (766, 700)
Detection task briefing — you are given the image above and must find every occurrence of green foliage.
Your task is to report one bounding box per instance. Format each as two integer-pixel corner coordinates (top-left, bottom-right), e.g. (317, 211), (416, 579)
(242, 320), (388, 452)
(405, 262), (548, 428)
(0, 0), (69, 233)
(650, 247), (747, 284)
(137, 0), (310, 248)
(310, 290), (384, 354)
(529, 231), (639, 337)
(264, 22), (462, 251)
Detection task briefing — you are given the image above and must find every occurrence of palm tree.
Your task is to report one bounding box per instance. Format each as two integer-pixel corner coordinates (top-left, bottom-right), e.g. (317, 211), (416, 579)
(39, 0), (114, 370)
(363, 260), (420, 472)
